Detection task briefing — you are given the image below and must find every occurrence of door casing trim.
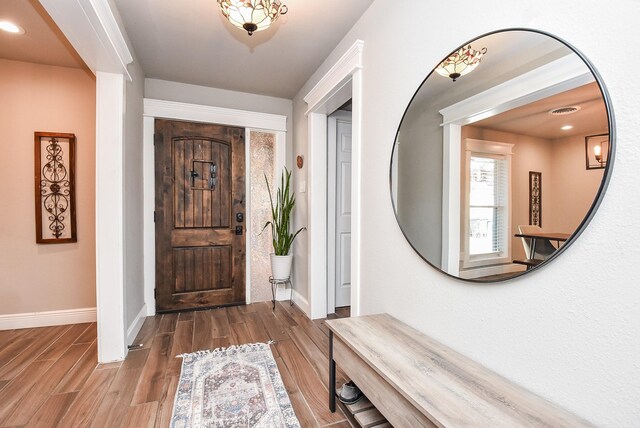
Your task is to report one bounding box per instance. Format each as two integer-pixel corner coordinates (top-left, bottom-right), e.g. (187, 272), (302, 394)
(143, 99), (287, 315)
(304, 39), (364, 319)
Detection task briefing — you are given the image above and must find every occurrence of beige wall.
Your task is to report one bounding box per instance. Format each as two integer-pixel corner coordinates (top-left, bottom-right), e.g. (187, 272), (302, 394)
(548, 133), (605, 233)
(462, 126), (605, 262)
(462, 126), (555, 262)
(0, 59), (96, 314)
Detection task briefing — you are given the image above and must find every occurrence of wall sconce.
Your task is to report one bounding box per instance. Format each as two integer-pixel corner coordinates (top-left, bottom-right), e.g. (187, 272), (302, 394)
(585, 133), (609, 170)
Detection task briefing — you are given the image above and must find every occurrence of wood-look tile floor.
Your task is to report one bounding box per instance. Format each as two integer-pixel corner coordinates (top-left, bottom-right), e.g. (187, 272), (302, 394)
(0, 302), (351, 427)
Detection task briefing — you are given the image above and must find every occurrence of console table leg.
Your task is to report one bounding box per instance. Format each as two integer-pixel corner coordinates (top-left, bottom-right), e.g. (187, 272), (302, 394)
(329, 330), (336, 412)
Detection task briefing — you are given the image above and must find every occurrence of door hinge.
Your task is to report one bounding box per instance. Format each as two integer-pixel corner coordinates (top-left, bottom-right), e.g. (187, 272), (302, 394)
(154, 288), (157, 299)
(154, 211), (156, 222)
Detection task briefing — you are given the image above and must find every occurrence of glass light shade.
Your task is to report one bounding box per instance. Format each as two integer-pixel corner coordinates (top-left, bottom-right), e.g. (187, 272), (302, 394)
(436, 45), (487, 81)
(217, 0), (288, 35)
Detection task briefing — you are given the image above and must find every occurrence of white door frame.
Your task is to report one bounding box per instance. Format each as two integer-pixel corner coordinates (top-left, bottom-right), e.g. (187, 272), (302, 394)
(40, 0), (134, 363)
(142, 99), (287, 315)
(304, 40), (364, 319)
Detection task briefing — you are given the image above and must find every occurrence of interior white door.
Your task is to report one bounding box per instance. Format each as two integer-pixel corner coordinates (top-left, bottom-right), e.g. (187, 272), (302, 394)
(334, 116), (352, 308)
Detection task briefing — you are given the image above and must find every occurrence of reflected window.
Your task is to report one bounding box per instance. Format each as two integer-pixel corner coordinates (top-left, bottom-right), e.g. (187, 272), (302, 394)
(462, 139), (513, 269)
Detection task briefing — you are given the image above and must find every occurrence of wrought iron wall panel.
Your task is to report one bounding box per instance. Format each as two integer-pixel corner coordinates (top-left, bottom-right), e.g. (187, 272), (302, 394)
(529, 171), (542, 227)
(34, 132), (77, 243)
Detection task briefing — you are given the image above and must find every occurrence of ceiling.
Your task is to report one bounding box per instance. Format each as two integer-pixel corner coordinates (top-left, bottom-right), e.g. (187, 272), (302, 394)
(2, 0), (373, 99)
(413, 30), (573, 109)
(112, 0), (375, 99)
(0, 0), (84, 68)
(473, 82), (608, 140)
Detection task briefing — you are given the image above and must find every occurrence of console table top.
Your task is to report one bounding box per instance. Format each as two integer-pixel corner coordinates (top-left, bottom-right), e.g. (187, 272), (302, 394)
(326, 313), (592, 427)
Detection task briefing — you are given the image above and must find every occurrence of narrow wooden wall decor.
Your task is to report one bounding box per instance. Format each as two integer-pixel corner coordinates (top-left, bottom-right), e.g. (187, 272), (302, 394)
(34, 132), (77, 243)
(529, 171), (542, 227)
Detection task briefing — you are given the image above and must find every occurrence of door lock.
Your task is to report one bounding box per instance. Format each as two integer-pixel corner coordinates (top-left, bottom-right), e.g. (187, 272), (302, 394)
(236, 212), (244, 223)
(235, 225), (243, 235)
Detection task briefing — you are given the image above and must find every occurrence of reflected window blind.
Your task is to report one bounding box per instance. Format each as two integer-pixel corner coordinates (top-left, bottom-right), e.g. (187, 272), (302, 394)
(468, 154), (508, 256)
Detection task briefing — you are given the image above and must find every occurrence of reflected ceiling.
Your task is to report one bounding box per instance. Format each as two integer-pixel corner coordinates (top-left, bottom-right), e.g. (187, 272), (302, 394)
(473, 82), (607, 139)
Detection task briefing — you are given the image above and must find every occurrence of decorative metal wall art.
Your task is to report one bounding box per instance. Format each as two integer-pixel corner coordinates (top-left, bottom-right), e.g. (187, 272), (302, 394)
(34, 132), (77, 243)
(529, 171), (542, 227)
(585, 133), (609, 170)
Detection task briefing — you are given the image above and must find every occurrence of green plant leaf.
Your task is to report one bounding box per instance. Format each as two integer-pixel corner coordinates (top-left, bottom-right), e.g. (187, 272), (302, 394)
(263, 167), (306, 255)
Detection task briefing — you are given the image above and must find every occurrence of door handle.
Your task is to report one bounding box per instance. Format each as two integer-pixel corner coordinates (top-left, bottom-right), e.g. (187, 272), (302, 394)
(190, 169), (199, 187)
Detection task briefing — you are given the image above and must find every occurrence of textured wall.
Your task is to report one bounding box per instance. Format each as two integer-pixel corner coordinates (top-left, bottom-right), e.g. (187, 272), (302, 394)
(291, 0), (640, 425)
(0, 59), (96, 314)
(250, 131), (275, 303)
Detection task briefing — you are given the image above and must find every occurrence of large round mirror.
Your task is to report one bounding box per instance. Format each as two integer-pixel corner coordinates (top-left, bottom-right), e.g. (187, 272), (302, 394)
(390, 29), (614, 282)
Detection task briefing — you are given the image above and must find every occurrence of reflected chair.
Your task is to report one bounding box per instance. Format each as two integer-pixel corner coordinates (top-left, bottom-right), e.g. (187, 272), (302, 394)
(518, 225), (557, 261)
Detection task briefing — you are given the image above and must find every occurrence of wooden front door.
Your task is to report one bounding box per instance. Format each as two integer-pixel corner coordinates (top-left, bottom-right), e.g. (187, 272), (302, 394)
(155, 119), (245, 312)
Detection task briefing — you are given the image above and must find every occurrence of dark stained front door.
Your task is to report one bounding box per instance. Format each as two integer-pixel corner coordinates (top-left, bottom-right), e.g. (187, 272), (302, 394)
(155, 119), (245, 312)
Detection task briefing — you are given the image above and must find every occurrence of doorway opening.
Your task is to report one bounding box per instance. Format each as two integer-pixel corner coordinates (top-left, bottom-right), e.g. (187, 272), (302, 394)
(327, 104), (353, 314)
(304, 39), (363, 320)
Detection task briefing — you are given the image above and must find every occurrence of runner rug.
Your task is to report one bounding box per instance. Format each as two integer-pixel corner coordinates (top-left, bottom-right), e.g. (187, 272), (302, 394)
(170, 342), (301, 428)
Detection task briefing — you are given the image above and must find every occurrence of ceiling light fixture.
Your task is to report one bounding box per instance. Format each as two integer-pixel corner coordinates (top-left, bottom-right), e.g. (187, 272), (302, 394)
(436, 44), (487, 82)
(0, 20), (25, 34)
(217, 0), (288, 36)
(561, 125), (573, 130)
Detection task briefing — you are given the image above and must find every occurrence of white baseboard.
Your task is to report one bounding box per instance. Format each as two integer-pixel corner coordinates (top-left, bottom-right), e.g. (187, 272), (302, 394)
(126, 304), (148, 345)
(291, 289), (311, 318)
(0, 307), (97, 330)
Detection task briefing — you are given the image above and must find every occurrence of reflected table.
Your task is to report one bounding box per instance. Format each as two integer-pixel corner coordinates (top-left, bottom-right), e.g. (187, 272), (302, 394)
(513, 232), (571, 270)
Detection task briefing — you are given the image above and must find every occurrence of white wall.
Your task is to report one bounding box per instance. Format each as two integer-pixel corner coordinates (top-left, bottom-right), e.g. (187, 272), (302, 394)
(123, 60), (146, 336)
(144, 78), (293, 164)
(292, 0), (640, 425)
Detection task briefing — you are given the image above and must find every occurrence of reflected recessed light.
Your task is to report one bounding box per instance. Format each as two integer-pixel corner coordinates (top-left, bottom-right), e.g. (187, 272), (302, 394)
(0, 21), (25, 34)
(561, 125), (573, 131)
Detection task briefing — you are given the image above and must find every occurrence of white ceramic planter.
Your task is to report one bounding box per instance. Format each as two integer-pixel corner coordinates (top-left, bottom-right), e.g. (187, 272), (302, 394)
(270, 254), (293, 280)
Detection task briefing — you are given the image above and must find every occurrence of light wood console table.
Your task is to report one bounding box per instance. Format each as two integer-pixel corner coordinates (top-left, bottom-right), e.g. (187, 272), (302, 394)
(326, 314), (592, 427)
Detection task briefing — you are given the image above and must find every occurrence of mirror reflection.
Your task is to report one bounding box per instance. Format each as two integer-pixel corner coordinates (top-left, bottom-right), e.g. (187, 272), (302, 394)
(391, 30), (612, 281)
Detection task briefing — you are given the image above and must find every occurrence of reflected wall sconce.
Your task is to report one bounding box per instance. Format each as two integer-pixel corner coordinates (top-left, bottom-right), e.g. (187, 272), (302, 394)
(585, 133), (609, 170)
(436, 44), (487, 81)
(217, 0), (288, 36)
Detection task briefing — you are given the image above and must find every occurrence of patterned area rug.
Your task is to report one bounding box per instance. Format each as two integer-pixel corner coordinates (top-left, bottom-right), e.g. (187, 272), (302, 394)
(171, 342), (300, 428)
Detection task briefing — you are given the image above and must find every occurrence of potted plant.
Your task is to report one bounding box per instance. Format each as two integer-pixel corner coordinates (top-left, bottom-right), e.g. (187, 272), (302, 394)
(263, 168), (305, 280)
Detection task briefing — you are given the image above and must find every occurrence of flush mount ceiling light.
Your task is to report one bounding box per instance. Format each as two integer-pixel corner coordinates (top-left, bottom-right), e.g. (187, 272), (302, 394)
(436, 44), (487, 82)
(0, 20), (25, 34)
(217, 0), (288, 36)
(561, 125), (573, 131)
